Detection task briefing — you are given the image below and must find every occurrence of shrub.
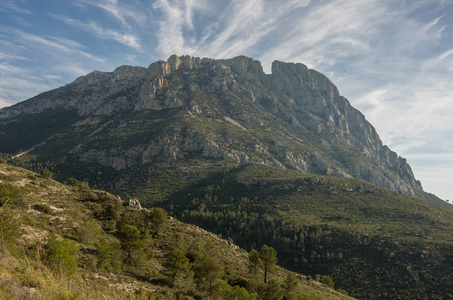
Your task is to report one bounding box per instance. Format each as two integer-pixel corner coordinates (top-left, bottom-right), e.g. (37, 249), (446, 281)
(0, 183), (25, 207)
(67, 178), (79, 186)
(262, 279), (284, 300)
(163, 246), (190, 288)
(101, 196), (125, 221)
(27, 173), (38, 181)
(321, 275), (335, 288)
(83, 191), (99, 202)
(44, 233), (78, 275)
(32, 203), (53, 215)
(284, 273), (298, 293)
(77, 219), (101, 245)
(67, 178), (90, 191)
(96, 238), (123, 272)
(40, 168), (53, 179)
(118, 224), (144, 261)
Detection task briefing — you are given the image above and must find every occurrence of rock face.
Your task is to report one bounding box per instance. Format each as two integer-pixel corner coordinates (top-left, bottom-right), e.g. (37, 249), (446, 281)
(0, 55), (422, 197)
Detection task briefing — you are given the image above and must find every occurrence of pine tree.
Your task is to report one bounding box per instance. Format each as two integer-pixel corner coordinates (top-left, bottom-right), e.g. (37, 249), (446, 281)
(163, 246), (190, 288)
(194, 256), (224, 296)
(260, 245), (278, 284)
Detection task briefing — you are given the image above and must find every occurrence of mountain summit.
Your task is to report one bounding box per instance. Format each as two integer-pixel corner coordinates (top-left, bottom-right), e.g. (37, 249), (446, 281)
(0, 55), (423, 199)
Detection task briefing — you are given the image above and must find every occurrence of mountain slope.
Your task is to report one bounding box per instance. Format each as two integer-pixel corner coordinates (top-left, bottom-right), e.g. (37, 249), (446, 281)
(0, 162), (352, 299)
(165, 163), (453, 299)
(0, 55), (426, 200)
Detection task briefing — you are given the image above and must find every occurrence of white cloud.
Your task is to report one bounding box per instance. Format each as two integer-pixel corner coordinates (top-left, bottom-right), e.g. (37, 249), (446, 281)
(0, 28), (104, 103)
(52, 14), (141, 50)
(0, 51), (28, 61)
(75, 0), (147, 28)
(151, 0), (312, 60)
(10, 29), (105, 62)
(0, 0), (32, 15)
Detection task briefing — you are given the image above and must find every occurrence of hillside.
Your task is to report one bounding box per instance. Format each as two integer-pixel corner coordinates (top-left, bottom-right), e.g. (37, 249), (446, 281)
(157, 163), (453, 299)
(0, 161), (351, 299)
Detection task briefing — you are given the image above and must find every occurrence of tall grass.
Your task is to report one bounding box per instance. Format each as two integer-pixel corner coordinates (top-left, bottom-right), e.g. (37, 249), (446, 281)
(0, 244), (154, 300)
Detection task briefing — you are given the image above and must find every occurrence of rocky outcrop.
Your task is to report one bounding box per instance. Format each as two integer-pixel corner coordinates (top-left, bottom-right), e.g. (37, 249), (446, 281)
(0, 55), (423, 197)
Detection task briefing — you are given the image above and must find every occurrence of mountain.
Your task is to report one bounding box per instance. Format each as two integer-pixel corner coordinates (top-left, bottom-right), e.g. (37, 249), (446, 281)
(0, 55), (427, 200)
(1, 55), (453, 299)
(0, 162), (352, 299)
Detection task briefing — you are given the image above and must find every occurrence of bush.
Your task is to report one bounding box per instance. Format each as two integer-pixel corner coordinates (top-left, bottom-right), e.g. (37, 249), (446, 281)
(83, 191), (99, 202)
(321, 275), (335, 288)
(0, 158), (7, 164)
(32, 203), (53, 215)
(40, 168), (53, 179)
(77, 219), (101, 245)
(163, 246), (190, 288)
(100, 196), (125, 221)
(67, 178), (79, 186)
(0, 183), (25, 207)
(67, 178), (90, 191)
(44, 233), (78, 275)
(96, 238), (123, 272)
(262, 279), (284, 300)
(118, 224), (144, 261)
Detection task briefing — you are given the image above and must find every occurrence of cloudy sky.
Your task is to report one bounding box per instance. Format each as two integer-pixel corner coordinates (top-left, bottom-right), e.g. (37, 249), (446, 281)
(0, 0), (452, 201)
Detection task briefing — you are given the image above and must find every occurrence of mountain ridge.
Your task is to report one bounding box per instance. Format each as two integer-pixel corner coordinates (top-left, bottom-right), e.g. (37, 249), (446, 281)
(0, 54), (424, 199)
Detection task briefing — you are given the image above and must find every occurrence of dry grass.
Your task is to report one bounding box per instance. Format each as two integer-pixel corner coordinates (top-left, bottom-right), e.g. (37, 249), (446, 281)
(0, 247), (156, 300)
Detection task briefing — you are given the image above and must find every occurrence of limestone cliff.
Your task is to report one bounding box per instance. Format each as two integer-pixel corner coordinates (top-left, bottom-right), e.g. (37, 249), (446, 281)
(0, 55), (422, 197)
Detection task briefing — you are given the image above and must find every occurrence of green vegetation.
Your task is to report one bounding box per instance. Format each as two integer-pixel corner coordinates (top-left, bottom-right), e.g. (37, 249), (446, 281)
(163, 246), (190, 288)
(4, 154), (453, 298)
(40, 168), (53, 179)
(155, 163), (453, 299)
(44, 233), (78, 275)
(0, 163), (350, 300)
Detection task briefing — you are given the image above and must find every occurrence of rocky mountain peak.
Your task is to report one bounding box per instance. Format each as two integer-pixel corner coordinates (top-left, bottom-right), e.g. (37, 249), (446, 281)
(0, 55), (424, 199)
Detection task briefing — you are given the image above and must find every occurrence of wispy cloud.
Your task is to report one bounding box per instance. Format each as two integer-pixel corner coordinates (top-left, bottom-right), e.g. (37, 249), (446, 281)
(151, 0), (199, 55)
(5, 28), (104, 62)
(151, 0), (312, 60)
(75, 0), (147, 28)
(0, 65), (54, 105)
(0, 27), (104, 103)
(52, 14), (141, 50)
(0, 0), (32, 15)
(0, 51), (29, 61)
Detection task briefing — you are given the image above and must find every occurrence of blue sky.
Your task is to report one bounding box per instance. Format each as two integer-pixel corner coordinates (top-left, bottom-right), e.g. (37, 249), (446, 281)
(0, 0), (452, 201)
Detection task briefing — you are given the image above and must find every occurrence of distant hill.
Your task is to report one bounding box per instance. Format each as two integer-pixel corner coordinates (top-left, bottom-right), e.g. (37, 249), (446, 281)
(163, 163), (453, 299)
